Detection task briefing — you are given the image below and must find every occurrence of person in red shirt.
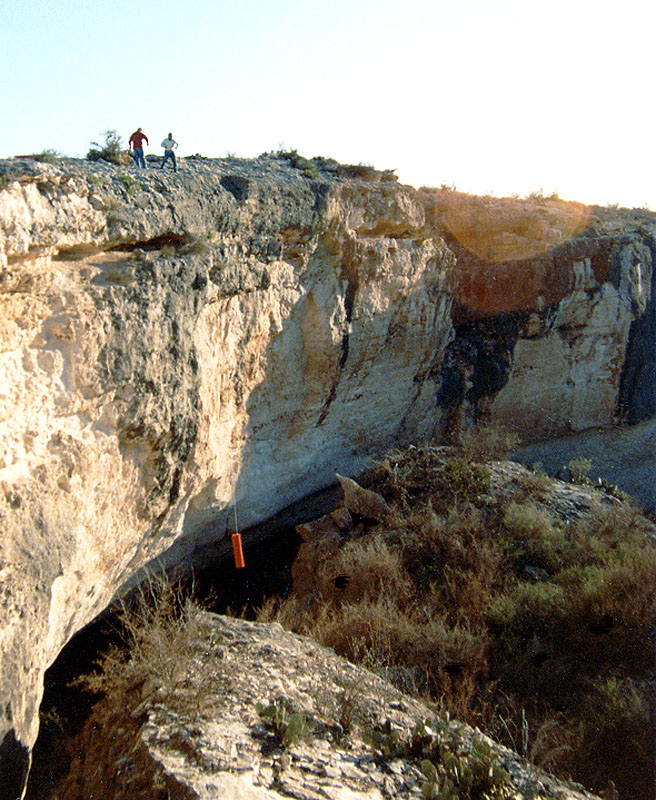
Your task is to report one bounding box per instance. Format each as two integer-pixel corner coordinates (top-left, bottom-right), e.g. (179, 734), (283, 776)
(128, 127), (149, 168)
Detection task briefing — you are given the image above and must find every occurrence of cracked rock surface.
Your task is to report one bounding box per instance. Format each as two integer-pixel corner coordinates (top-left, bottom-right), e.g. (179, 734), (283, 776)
(59, 614), (602, 800)
(1, 154), (655, 787)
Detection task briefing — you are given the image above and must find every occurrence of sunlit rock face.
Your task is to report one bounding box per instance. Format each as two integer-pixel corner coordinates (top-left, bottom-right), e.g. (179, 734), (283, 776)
(0, 156), (654, 787)
(420, 189), (656, 439)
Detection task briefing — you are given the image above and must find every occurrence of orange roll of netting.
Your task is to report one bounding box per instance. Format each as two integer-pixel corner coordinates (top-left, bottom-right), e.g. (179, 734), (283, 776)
(232, 532), (245, 569)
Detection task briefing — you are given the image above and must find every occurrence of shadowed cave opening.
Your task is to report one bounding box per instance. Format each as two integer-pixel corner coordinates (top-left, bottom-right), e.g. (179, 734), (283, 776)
(0, 730), (30, 800)
(23, 490), (339, 799)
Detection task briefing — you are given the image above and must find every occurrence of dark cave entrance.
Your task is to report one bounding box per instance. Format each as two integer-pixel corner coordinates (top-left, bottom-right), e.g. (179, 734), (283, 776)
(24, 484), (342, 800)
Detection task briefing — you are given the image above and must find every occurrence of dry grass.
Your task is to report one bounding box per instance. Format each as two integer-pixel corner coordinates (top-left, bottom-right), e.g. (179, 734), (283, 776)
(457, 423), (521, 461)
(313, 535), (414, 606)
(70, 435), (655, 798)
(75, 573), (212, 712)
(259, 441), (656, 799)
(358, 444), (492, 514)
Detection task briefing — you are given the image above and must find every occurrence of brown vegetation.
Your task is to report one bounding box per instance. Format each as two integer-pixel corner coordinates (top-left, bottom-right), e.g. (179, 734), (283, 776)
(259, 434), (656, 799)
(58, 429), (654, 798)
(51, 575), (205, 799)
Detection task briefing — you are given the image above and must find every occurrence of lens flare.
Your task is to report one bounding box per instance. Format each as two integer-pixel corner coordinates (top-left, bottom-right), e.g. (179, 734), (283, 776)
(421, 188), (593, 316)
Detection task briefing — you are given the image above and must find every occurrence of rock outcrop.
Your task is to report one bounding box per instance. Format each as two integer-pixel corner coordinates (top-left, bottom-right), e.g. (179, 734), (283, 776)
(57, 613), (602, 800)
(0, 154), (654, 791)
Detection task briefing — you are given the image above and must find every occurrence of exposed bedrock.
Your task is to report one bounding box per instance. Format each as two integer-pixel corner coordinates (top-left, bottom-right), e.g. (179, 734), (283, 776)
(0, 156), (654, 789)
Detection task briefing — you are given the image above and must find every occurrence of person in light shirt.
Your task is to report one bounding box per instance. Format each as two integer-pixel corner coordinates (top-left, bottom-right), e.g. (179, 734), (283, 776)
(160, 133), (178, 172)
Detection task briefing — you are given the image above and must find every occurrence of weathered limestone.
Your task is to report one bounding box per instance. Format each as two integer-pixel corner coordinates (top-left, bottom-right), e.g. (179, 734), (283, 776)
(0, 155), (654, 791)
(58, 613), (603, 800)
(0, 157), (455, 789)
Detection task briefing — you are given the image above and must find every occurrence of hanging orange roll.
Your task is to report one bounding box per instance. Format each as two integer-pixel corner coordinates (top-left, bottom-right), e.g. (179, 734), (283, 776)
(232, 532), (245, 569)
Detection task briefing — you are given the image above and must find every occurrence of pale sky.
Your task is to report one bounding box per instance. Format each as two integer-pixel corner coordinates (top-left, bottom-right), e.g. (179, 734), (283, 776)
(1, 0), (655, 208)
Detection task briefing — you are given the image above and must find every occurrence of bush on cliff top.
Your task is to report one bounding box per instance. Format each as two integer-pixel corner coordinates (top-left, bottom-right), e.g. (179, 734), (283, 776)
(86, 129), (126, 166)
(274, 149), (398, 182)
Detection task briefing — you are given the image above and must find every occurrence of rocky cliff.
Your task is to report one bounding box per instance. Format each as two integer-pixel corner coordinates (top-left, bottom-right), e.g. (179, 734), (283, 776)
(0, 154), (654, 793)
(55, 612), (602, 800)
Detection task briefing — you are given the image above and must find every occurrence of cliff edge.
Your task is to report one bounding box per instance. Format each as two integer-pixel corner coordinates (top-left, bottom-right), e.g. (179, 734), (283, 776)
(0, 153), (654, 793)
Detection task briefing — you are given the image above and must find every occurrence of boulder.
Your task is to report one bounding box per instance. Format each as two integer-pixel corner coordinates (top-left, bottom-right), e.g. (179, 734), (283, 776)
(56, 613), (603, 800)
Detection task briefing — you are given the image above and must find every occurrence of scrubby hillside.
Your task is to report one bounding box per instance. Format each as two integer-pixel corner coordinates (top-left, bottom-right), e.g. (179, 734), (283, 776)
(51, 585), (602, 800)
(44, 433), (655, 800)
(259, 432), (656, 799)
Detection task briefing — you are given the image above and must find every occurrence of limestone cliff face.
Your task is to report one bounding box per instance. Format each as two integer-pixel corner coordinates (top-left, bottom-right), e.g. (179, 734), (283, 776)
(421, 189), (656, 437)
(0, 155), (654, 788)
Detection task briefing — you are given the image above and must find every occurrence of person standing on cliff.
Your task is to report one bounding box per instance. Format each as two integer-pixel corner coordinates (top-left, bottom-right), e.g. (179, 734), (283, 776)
(128, 127), (149, 168)
(160, 133), (178, 172)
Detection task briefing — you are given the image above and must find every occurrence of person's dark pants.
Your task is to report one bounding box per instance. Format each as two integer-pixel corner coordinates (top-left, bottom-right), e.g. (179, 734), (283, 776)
(132, 147), (146, 168)
(161, 150), (177, 171)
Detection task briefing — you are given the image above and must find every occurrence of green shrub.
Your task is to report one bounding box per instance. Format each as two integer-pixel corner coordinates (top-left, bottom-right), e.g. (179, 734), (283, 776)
(87, 129), (125, 165)
(276, 149), (322, 180)
(119, 174), (139, 196)
(441, 458), (490, 504)
(502, 502), (567, 573)
(364, 718), (409, 760)
(503, 502), (554, 540)
(444, 739), (511, 799)
(568, 457), (592, 483)
(359, 446), (489, 512)
(419, 735), (511, 799)
(260, 441), (656, 798)
(257, 697), (316, 747)
(30, 149), (63, 164)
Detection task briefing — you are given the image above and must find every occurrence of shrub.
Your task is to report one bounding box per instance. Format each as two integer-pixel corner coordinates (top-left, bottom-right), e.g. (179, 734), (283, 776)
(260, 592), (488, 701)
(567, 456), (592, 483)
(403, 505), (503, 611)
(119, 174), (139, 196)
(276, 149), (322, 180)
(87, 129), (125, 165)
(440, 458), (490, 505)
(364, 718), (410, 760)
(575, 678), (653, 796)
(570, 499), (650, 551)
(502, 502), (567, 573)
(315, 678), (363, 736)
(75, 572), (208, 709)
(257, 697), (316, 747)
(427, 738), (511, 800)
(30, 149), (63, 164)
(322, 535), (413, 605)
(503, 502), (554, 541)
(259, 441), (656, 798)
(359, 445), (490, 513)
(458, 424), (521, 461)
